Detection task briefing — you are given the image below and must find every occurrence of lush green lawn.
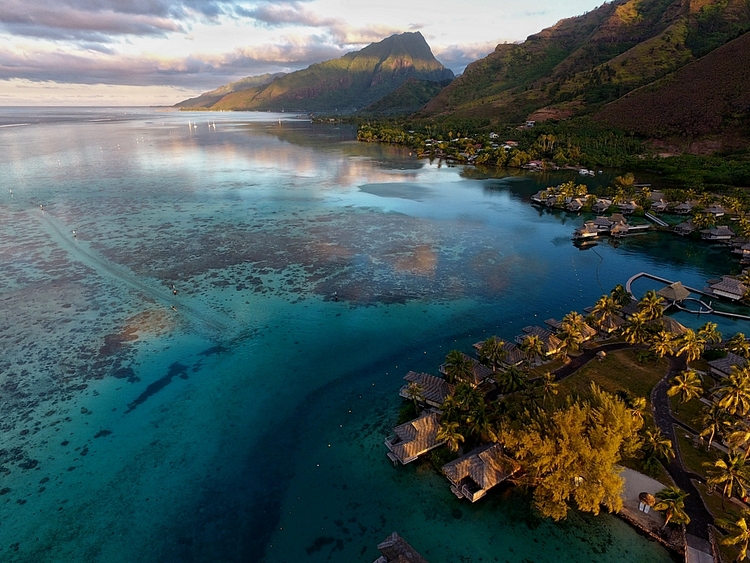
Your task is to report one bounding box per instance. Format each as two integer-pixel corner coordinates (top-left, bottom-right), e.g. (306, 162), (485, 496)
(558, 348), (667, 405)
(670, 395), (705, 431)
(694, 481), (744, 563)
(676, 432), (719, 478)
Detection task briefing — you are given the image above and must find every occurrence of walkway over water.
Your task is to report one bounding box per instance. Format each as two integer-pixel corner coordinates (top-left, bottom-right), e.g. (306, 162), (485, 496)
(625, 272), (750, 321)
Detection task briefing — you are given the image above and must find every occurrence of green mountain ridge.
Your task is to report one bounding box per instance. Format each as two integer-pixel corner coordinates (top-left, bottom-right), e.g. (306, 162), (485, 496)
(174, 73), (286, 109)
(417, 0), (750, 145)
(177, 32), (454, 113)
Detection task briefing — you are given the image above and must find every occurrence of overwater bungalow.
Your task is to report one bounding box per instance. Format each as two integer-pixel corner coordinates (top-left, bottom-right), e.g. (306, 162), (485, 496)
(673, 220), (697, 236)
(701, 225), (735, 241)
(385, 411), (446, 465)
(618, 201), (638, 215)
(400, 371), (454, 408)
(651, 200), (668, 213)
(567, 198), (585, 212)
(619, 300), (642, 319)
(708, 352), (748, 379)
(573, 221), (600, 239)
(673, 202), (694, 215)
(439, 352), (494, 386)
(442, 443), (520, 503)
(706, 204), (726, 218)
(472, 337), (525, 367)
(516, 326), (564, 356)
(374, 533), (429, 563)
(594, 313), (626, 334)
(733, 242), (750, 264)
(592, 199), (612, 214)
(656, 281), (691, 304)
(544, 318), (597, 341)
(708, 275), (748, 301)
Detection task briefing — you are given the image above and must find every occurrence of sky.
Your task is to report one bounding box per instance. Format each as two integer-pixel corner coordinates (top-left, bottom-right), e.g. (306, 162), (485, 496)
(0, 0), (608, 106)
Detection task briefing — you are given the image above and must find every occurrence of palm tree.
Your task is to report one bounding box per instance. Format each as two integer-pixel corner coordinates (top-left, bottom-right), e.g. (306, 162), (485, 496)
(498, 365), (528, 394)
(638, 290), (665, 321)
(464, 404), (498, 443)
(404, 382), (425, 410)
(704, 453), (750, 507)
(718, 512), (750, 563)
(536, 371), (559, 408)
(667, 369), (703, 411)
(437, 421), (465, 453)
(674, 329), (705, 364)
(628, 396), (648, 423)
(610, 284), (632, 307)
(717, 366), (750, 417)
(654, 486), (690, 528)
(727, 333), (750, 359)
(478, 337), (507, 373)
(650, 330), (675, 358)
(591, 294), (620, 332)
(729, 420), (750, 461)
(622, 312), (650, 345)
(453, 382), (483, 413)
(642, 429), (675, 472)
(520, 334), (545, 366)
(443, 350), (474, 385)
(560, 311), (587, 352)
(698, 322), (722, 345)
(699, 403), (732, 450)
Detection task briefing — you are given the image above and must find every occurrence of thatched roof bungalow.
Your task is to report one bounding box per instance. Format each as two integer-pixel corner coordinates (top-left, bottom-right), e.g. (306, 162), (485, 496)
(442, 443), (520, 503)
(516, 326), (564, 356)
(708, 352), (748, 379)
(656, 281), (691, 303)
(374, 533), (429, 563)
(709, 276), (748, 301)
(385, 412), (445, 465)
(674, 221), (697, 236)
(701, 225), (735, 241)
(400, 371), (454, 408)
(439, 352), (494, 386)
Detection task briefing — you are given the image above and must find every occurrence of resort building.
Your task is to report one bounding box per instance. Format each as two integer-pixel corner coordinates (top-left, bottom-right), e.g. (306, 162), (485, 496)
(544, 318), (597, 342)
(733, 242), (750, 264)
(708, 352), (748, 379)
(516, 326), (564, 357)
(673, 202), (694, 215)
(706, 204), (726, 218)
(385, 411), (446, 465)
(400, 371), (454, 408)
(472, 337), (524, 368)
(708, 276), (748, 301)
(374, 533), (429, 563)
(674, 221), (697, 236)
(573, 221), (600, 239)
(701, 225), (735, 241)
(592, 199), (612, 214)
(618, 201), (638, 215)
(439, 352), (494, 386)
(651, 200), (668, 213)
(442, 443), (520, 503)
(656, 281), (691, 304)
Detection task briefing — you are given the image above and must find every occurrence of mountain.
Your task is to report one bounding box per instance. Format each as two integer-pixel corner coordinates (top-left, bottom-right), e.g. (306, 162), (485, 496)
(419, 0), (750, 130)
(358, 77), (453, 116)
(593, 30), (750, 151)
(177, 32), (454, 113)
(175, 73), (286, 109)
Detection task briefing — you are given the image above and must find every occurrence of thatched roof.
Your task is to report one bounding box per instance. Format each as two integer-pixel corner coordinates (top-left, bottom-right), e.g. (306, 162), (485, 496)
(401, 371), (454, 407)
(376, 532), (429, 563)
(442, 443), (520, 492)
(439, 352), (493, 385)
(659, 316), (689, 335)
(639, 492), (656, 506)
(708, 352), (748, 377)
(388, 412), (444, 464)
(656, 281), (690, 302)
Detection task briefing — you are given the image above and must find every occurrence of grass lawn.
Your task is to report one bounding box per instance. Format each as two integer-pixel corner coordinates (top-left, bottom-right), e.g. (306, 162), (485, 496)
(558, 348), (667, 405)
(670, 395), (705, 431)
(676, 432), (719, 478)
(528, 357), (567, 378)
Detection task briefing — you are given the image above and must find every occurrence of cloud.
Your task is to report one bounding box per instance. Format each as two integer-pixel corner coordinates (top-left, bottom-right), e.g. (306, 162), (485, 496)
(433, 41), (498, 74)
(0, 0), (239, 42)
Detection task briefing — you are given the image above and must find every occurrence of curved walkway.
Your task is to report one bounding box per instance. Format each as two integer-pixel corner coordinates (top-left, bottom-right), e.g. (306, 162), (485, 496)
(651, 355), (715, 543)
(551, 341), (633, 381)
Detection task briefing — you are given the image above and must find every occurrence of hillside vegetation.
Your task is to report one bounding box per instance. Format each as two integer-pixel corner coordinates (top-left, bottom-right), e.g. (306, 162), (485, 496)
(418, 0), (750, 147)
(177, 32), (453, 113)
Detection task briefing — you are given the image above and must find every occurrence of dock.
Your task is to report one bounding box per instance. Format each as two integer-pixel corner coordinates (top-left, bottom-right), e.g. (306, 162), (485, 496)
(625, 272), (750, 321)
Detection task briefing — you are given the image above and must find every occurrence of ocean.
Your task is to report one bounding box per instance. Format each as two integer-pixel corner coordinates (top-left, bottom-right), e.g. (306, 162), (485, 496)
(0, 107), (739, 562)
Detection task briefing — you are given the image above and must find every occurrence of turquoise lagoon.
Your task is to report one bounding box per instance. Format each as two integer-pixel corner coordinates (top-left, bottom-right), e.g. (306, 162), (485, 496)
(0, 108), (743, 563)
